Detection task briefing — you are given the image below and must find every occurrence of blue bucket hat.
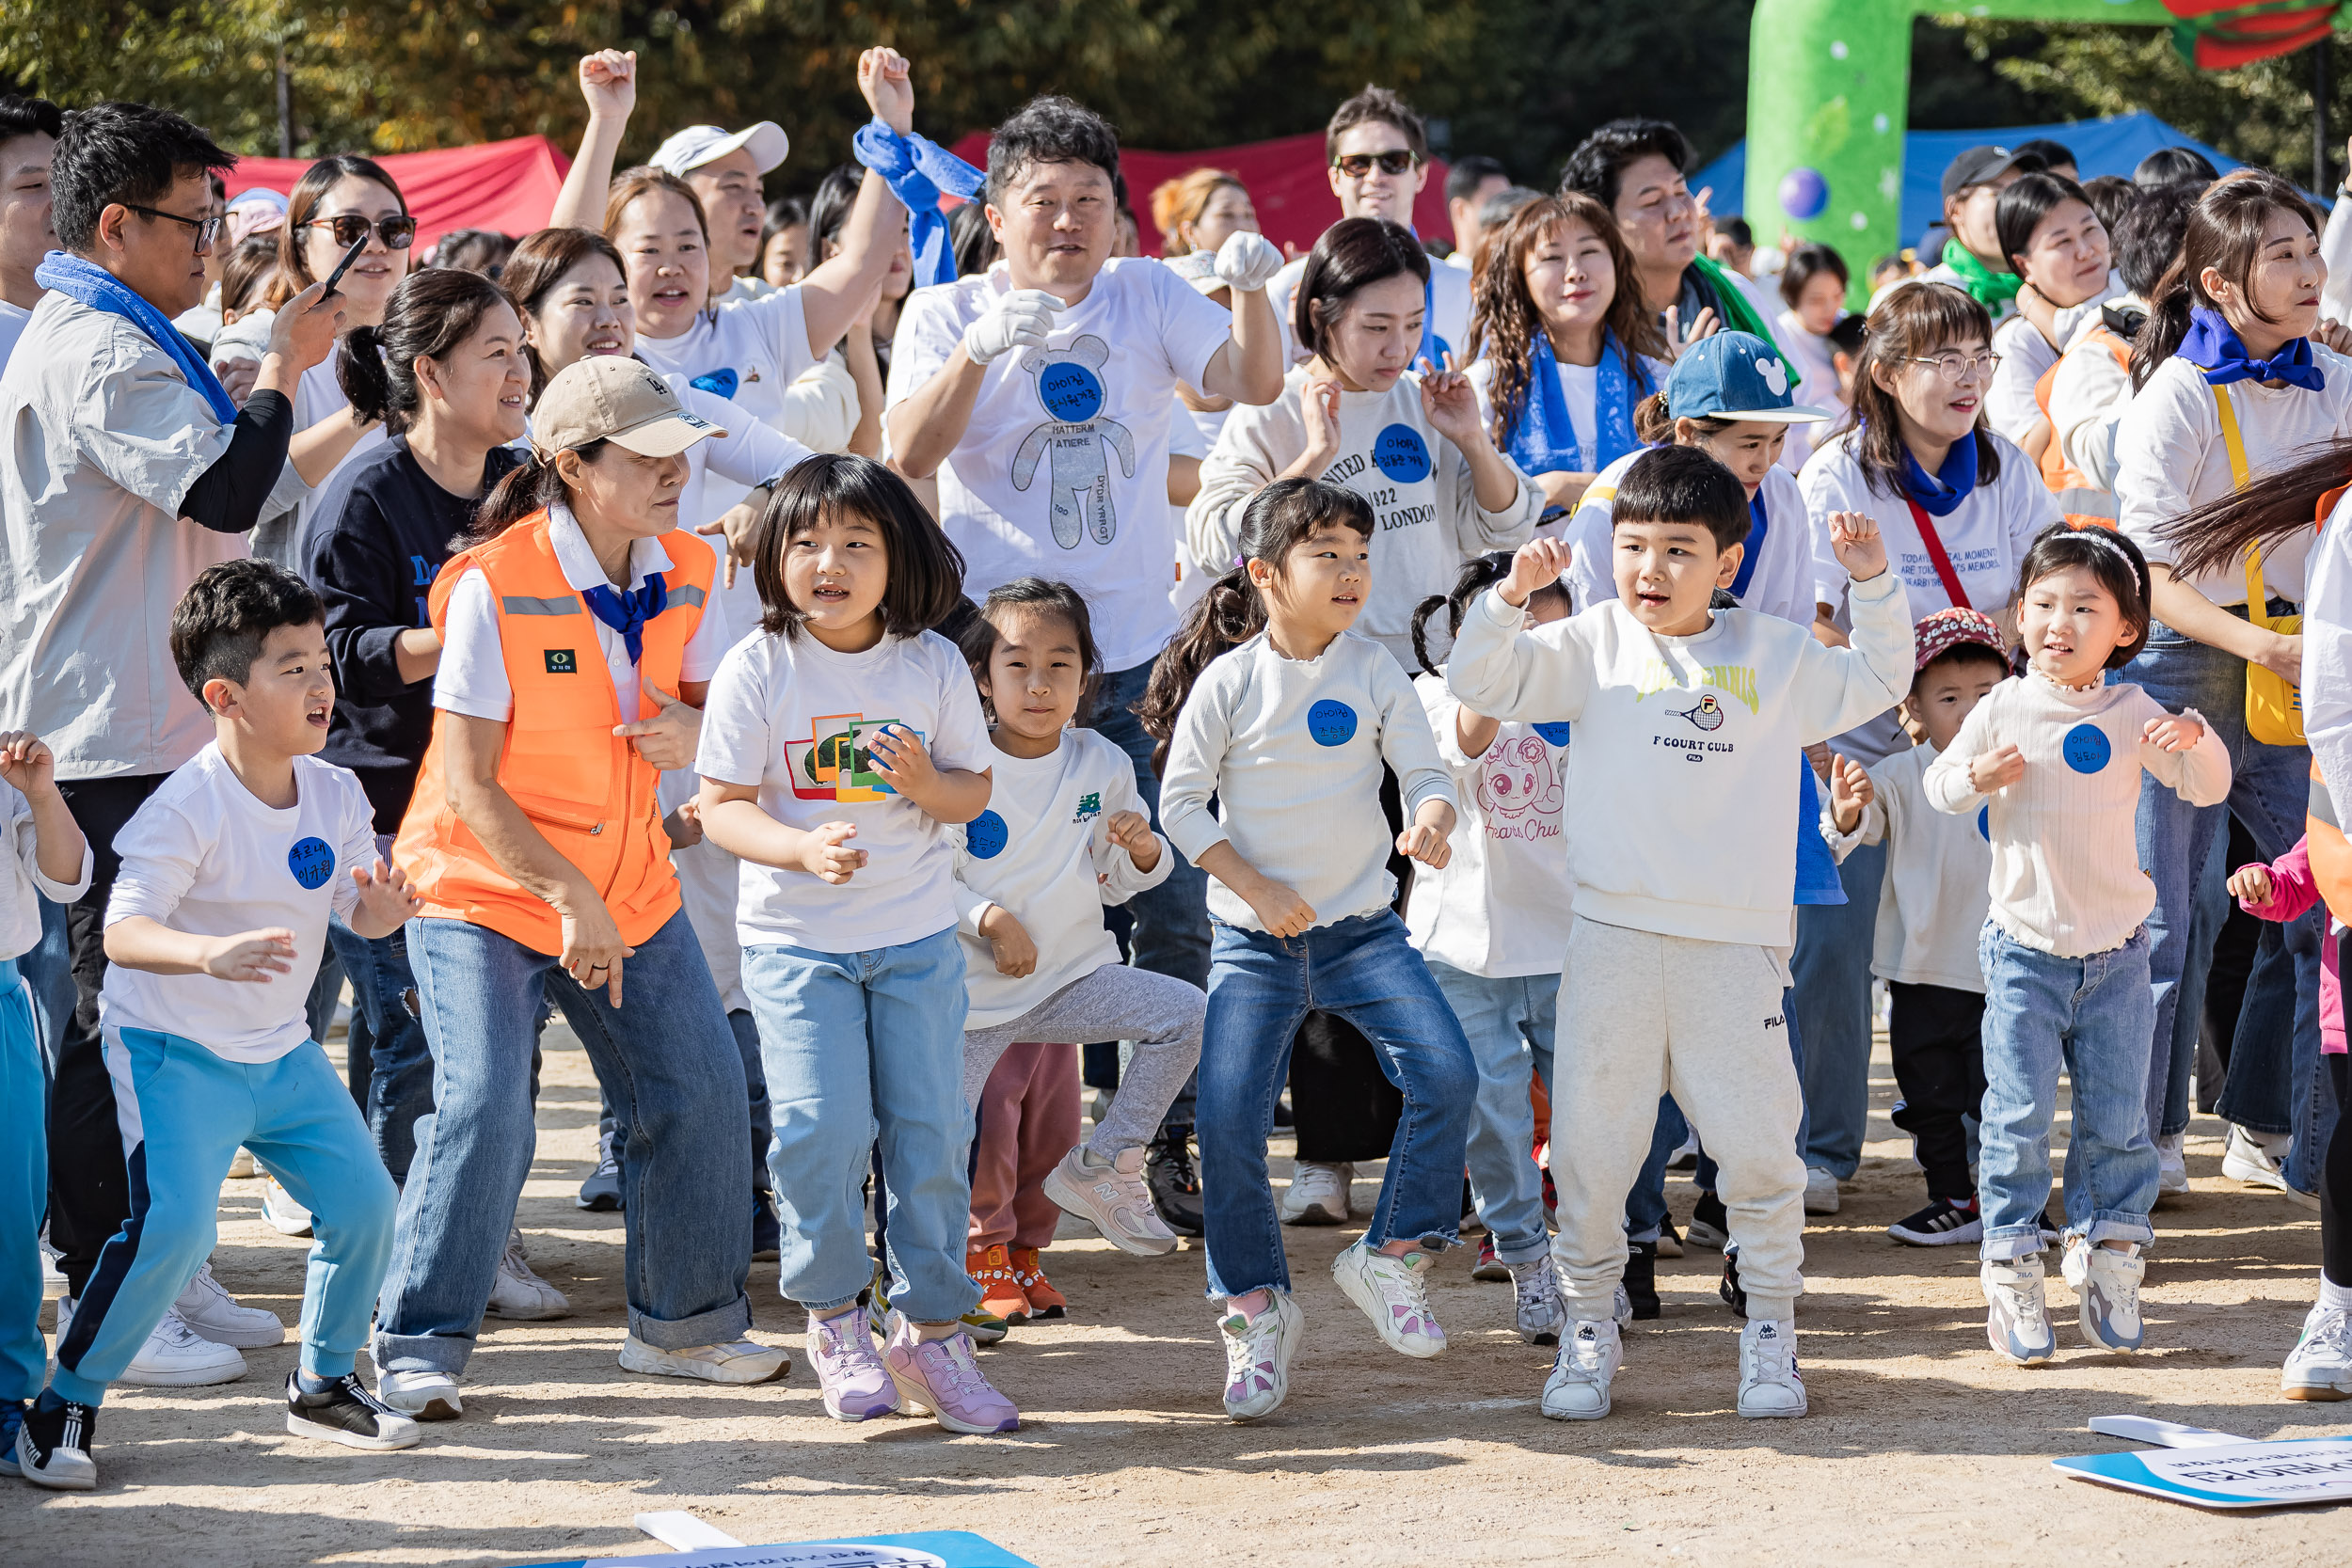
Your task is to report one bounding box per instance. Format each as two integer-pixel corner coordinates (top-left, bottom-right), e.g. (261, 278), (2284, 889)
(1661, 331), (1831, 424)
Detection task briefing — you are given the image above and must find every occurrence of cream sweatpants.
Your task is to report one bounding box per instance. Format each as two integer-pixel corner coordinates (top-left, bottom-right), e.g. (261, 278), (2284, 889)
(1552, 915), (1807, 1323)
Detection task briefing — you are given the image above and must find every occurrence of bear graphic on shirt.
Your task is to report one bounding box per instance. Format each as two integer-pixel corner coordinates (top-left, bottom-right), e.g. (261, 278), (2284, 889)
(1010, 335), (1136, 549)
(1475, 734), (1564, 844)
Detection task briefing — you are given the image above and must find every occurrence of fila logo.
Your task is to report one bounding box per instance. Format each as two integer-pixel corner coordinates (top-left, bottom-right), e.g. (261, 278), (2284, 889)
(545, 649), (579, 674)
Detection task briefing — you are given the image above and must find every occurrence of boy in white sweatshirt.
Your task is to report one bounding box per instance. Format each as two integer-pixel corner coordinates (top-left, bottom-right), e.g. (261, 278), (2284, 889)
(1445, 444), (1913, 1423)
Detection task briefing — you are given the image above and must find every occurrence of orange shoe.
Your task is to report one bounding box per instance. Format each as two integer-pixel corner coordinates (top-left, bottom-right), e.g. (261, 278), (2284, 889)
(969, 1243), (1029, 1324)
(1009, 1246), (1067, 1320)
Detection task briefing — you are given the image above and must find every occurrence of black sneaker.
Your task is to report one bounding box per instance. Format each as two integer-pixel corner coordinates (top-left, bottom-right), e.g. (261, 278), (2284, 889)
(285, 1372), (422, 1451)
(1145, 1128), (1204, 1238)
(1887, 1196), (1984, 1247)
(18, 1393), (97, 1490)
(1622, 1239), (1661, 1321)
(752, 1193), (781, 1260)
(1719, 1244), (1746, 1320)
(577, 1126), (623, 1212)
(1687, 1189), (1730, 1252)
(1655, 1218), (1685, 1259)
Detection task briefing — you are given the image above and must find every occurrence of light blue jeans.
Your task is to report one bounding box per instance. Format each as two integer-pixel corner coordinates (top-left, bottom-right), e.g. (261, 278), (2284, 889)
(1977, 922), (2159, 1261)
(1790, 838), (1885, 1179)
(0, 962), (46, 1404)
(742, 926), (974, 1322)
(1430, 961), (1556, 1265)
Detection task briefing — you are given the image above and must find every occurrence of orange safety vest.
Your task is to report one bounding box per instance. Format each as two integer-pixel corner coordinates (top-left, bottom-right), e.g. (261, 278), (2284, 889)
(394, 509), (717, 956)
(2034, 324), (2132, 530)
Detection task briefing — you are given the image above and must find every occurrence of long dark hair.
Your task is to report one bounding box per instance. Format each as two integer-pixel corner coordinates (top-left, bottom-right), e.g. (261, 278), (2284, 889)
(462, 438), (610, 549)
(339, 268), (515, 435)
(959, 578), (1104, 724)
(2131, 168), (2321, 393)
(1835, 281), (2002, 499)
(501, 227), (630, 400)
(1294, 216), (1429, 360)
(2159, 436), (2352, 582)
(751, 454), (964, 641)
(1136, 478), (1375, 770)
(1410, 550), (1571, 676)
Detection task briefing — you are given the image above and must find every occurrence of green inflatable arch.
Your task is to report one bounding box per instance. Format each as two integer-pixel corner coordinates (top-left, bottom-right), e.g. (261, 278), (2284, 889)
(1743, 0), (2174, 301)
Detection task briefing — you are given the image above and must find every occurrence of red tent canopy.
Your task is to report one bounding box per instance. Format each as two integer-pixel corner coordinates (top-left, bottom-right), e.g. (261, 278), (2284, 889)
(220, 135), (573, 252)
(948, 129), (1453, 258)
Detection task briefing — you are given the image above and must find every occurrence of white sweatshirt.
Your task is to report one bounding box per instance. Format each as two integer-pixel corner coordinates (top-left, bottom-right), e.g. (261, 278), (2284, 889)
(1445, 569), (1914, 947)
(949, 727), (1171, 1030)
(2298, 484), (2352, 821)
(1922, 672), (2232, 957)
(1162, 629), (1458, 932)
(1986, 279), (2122, 446)
(1827, 741), (1993, 992)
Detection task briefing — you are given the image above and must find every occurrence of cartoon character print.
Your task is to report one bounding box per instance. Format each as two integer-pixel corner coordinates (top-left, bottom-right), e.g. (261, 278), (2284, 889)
(1475, 734), (1564, 844)
(1010, 334), (1136, 549)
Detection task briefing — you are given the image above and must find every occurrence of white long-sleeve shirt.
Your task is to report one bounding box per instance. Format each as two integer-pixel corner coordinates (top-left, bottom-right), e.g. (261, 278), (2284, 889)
(2045, 305), (2139, 493)
(1161, 629), (1457, 932)
(2300, 484), (2352, 820)
(1827, 740), (1993, 992)
(1986, 278), (2122, 446)
(0, 780), (90, 962)
(1923, 672), (2232, 957)
(1444, 569), (1914, 947)
(949, 728), (1172, 1030)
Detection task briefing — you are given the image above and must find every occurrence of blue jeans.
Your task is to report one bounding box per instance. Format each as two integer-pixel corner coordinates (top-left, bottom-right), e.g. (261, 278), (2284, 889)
(325, 918), (436, 1185)
(1790, 838), (1884, 1179)
(374, 911), (753, 1373)
(742, 926), (973, 1321)
(1629, 989), (1807, 1236)
(1198, 910), (1476, 1299)
(607, 1008), (774, 1198)
(2129, 621), (2320, 1146)
(0, 962), (45, 1404)
(18, 896), (72, 1070)
(1977, 923), (2158, 1260)
(1430, 961), (1555, 1265)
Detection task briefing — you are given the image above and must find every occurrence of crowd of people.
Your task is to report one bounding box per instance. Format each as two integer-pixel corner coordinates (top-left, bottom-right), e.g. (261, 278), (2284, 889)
(0, 41), (2349, 1493)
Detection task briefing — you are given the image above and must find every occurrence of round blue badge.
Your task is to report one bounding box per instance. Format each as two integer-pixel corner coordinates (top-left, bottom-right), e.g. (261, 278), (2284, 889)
(1036, 359), (1104, 423)
(965, 810), (1009, 860)
(690, 368), (739, 400)
(1308, 699), (1359, 747)
(2062, 723), (2112, 775)
(1532, 721), (1573, 747)
(1371, 423), (1431, 483)
(1978, 803), (1991, 842)
(287, 836), (335, 891)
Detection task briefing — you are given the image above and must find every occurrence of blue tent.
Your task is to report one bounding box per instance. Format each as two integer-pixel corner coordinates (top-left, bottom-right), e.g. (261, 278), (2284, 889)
(1694, 112), (2312, 246)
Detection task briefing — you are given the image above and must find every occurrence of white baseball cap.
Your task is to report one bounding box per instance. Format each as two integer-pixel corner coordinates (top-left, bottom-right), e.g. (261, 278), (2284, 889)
(651, 122), (789, 179)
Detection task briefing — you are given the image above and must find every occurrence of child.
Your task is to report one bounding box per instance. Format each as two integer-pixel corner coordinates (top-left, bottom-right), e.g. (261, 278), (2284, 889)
(1404, 553), (1575, 1344)
(0, 731), (90, 1475)
(1825, 609), (2007, 1246)
(19, 561), (420, 1491)
(695, 453), (1018, 1435)
(950, 580), (1205, 1291)
(1447, 443), (1915, 1422)
(1145, 477), (1471, 1422)
(1923, 527), (2230, 1364)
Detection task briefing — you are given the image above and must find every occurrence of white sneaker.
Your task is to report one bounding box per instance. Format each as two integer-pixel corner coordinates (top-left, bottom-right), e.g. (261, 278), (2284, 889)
(376, 1369), (464, 1421)
(226, 1147), (258, 1180)
(2282, 1304), (2352, 1401)
(1218, 1293), (1303, 1420)
(1738, 1319), (1807, 1417)
(1279, 1161), (1352, 1226)
(1981, 1256), (2056, 1365)
(2221, 1124), (2295, 1193)
(485, 1228), (569, 1321)
(172, 1261), (285, 1349)
(1540, 1319), (1622, 1421)
(259, 1171), (313, 1236)
(1802, 1167), (1840, 1215)
(56, 1297), (247, 1386)
(2064, 1237), (2145, 1353)
(1507, 1258), (1565, 1345)
(1331, 1241), (1444, 1358)
(1041, 1144), (1177, 1256)
(2154, 1132), (2189, 1200)
(39, 1236), (64, 1289)
(618, 1334), (790, 1384)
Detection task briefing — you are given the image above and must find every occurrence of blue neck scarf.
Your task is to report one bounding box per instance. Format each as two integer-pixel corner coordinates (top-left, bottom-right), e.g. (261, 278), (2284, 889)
(1732, 489), (1767, 598)
(1899, 428), (1979, 519)
(581, 574), (668, 664)
(852, 119), (985, 293)
(1506, 331), (1641, 478)
(37, 250), (236, 423)
(2178, 305), (2326, 391)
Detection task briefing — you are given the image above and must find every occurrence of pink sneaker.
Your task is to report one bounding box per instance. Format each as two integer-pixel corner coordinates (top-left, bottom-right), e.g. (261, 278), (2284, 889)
(806, 1307), (900, 1421)
(882, 1319), (1021, 1434)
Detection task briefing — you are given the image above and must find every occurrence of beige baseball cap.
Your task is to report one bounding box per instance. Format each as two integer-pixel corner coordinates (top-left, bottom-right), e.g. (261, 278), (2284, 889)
(531, 356), (725, 460)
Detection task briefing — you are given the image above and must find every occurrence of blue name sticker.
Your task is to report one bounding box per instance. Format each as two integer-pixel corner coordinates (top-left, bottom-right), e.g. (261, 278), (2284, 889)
(1371, 422), (1431, 483)
(690, 368), (739, 400)
(2062, 723), (2112, 775)
(1532, 721), (1573, 747)
(287, 836), (336, 891)
(1307, 699), (1359, 747)
(965, 810), (1009, 860)
(1978, 803), (1991, 842)
(1037, 360), (1104, 422)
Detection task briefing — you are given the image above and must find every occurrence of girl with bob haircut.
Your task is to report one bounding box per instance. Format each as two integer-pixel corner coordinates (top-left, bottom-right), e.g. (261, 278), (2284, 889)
(1987, 171), (2117, 452)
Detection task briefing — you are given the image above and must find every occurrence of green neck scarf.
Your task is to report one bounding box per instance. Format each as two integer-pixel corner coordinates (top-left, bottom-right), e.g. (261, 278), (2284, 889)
(1940, 238), (2020, 309)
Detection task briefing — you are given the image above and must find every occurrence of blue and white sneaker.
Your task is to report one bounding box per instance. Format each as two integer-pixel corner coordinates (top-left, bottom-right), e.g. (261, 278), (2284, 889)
(1981, 1256), (2056, 1365)
(2063, 1238), (2144, 1354)
(2282, 1304), (2352, 1401)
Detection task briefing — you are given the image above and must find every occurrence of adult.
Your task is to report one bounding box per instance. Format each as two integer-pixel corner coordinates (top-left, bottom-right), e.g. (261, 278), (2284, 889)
(2012, 136), (2079, 182)
(651, 119), (788, 308)
(1879, 145), (2045, 324)
(1774, 243), (1850, 471)
(2042, 182), (2190, 523)
(2136, 147), (2220, 188)
(1986, 171), (2118, 453)
(808, 160), (915, 452)
(372, 355), (781, 1419)
(1792, 280), (2061, 1212)
(2116, 170), (2352, 1202)
(1151, 167), (1257, 261)
(0, 100), (341, 1379)
(1463, 191), (1670, 516)
(0, 94), (60, 372)
(1444, 154), (1511, 273)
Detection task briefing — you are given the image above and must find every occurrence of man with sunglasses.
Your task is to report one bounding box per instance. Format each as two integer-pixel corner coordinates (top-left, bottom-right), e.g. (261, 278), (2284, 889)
(0, 103), (343, 1402)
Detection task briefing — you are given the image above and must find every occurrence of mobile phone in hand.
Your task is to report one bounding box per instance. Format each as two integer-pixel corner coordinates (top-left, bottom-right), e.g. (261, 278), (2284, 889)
(319, 233), (370, 298)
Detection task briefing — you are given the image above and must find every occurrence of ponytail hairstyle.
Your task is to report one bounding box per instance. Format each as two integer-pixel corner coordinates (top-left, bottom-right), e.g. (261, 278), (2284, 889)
(501, 226), (630, 401)
(1294, 216), (1429, 360)
(1136, 478), (1375, 769)
(751, 453), (965, 641)
(2016, 522), (2153, 669)
(1469, 193), (1667, 447)
(1631, 389), (1734, 446)
(1835, 280), (2002, 499)
(2159, 435), (2352, 582)
(337, 267), (515, 436)
(460, 438), (611, 550)
(1410, 549), (1572, 676)
(957, 577), (1104, 723)
(2131, 168), (2321, 392)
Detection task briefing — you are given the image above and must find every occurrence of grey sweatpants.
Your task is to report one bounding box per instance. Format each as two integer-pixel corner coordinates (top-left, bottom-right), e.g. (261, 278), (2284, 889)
(1553, 916), (1807, 1323)
(963, 963), (1206, 1159)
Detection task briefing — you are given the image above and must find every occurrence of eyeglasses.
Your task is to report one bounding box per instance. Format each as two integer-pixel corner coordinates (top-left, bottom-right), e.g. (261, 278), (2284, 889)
(1905, 351), (2001, 383)
(124, 204), (224, 251)
(301, 214), (419, 250)
(1332, 150), (1419, 179)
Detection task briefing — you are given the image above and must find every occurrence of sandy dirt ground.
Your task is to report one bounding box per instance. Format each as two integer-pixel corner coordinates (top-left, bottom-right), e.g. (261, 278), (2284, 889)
(9, 1022), (2349, 1567)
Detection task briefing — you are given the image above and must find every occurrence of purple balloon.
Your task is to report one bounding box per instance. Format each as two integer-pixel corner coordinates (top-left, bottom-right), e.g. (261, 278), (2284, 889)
(1779, 166), (1829, 222)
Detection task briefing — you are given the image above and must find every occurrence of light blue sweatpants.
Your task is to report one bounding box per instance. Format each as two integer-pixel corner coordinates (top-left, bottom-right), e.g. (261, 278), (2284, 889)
(52, 1025), (396, 1404)
(0, 959), (45, 1404)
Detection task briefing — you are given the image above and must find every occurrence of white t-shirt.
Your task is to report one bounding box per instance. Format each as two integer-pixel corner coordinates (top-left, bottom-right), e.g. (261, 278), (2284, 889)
(887, 258), (1236, 673)
(101, 745), (376, 1061)
(0, 778), (91, 962)
(632, 288), (817, 438)
(0, 299), (29, 375)
(1403, 672), (1575, 978)
(434, 503), (731, 727)
(1986, 281), (2122, 447)
(1266, 255), (1471, 370)
(1565, 450), (1818, 628)
(694, 626), (994, 953)
(1168, 394), (1216, 618)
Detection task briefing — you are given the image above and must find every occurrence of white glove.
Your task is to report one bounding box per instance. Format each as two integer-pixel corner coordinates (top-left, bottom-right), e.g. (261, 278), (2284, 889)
(962, 289), (1062, 366)
(1212, 230), (1283, 293)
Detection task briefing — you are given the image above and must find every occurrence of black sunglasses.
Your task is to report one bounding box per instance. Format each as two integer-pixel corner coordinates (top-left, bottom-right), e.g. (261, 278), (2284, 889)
(1332, 150), (1419, 179)
(303, 214), (419, 250)
(124, 204), (224, 251)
